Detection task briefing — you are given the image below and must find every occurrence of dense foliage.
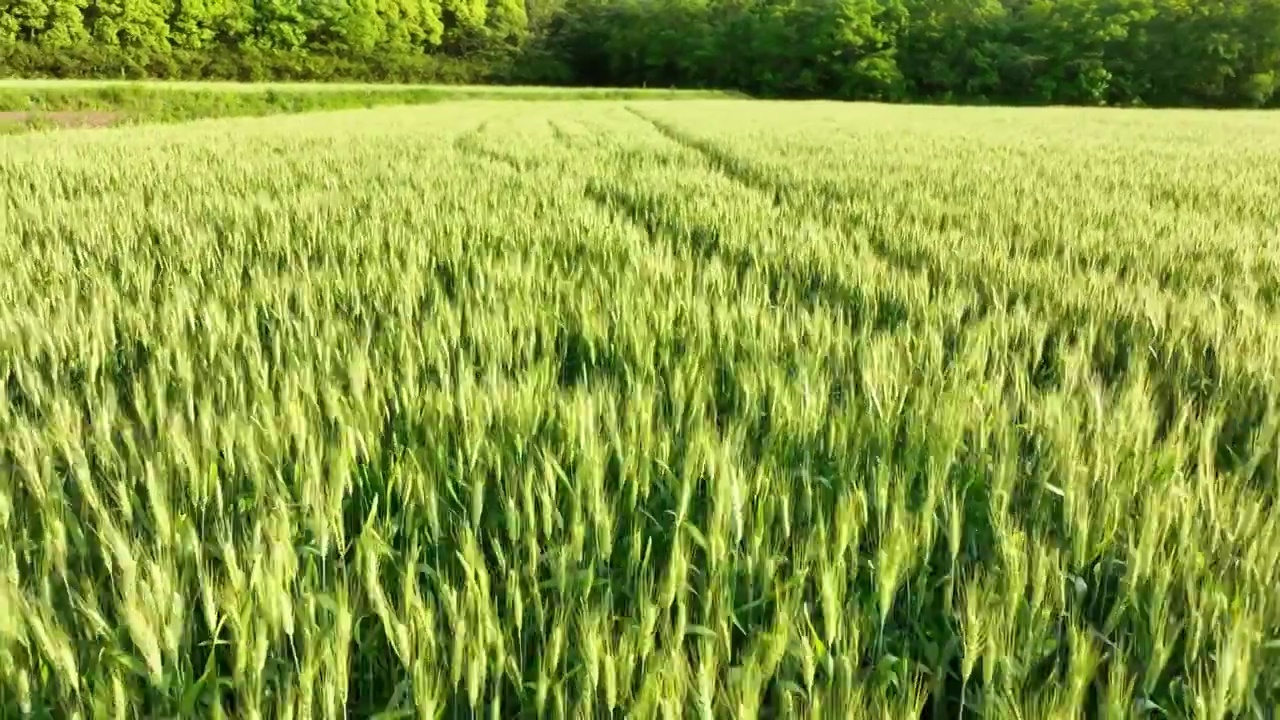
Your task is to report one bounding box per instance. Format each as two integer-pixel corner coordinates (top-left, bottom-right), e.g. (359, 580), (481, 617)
(2, 100), (1280, 717)
(2, 0), (1280, 106)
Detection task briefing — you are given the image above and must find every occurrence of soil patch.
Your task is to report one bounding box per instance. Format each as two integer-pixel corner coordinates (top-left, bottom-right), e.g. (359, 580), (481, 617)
(0, 110), (125, 130)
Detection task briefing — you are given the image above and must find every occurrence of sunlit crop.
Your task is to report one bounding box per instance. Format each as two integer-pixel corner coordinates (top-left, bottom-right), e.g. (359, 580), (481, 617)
(1, 100), (1278, 718)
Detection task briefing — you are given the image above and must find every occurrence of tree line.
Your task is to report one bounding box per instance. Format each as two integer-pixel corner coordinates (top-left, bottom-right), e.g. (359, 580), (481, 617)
(3, 0), (1279, 107)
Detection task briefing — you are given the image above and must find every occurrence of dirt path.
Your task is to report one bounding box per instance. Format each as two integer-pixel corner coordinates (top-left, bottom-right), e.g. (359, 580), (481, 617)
(0, 110), (125, 130)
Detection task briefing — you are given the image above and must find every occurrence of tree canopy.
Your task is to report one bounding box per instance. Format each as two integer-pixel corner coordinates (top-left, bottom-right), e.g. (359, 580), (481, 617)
(2, 0), (1278, 106)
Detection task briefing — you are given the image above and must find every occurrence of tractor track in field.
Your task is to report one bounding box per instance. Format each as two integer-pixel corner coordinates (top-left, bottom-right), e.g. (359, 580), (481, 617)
(624, 103), (970, 297)
(452, 120), (525, 172)
(626, 104), (1280, 316)
(479, 106), (1274, 434)
(581, 176), (912, 335)
(625, 105), (785, 207)
(617, 107), (1278, 449)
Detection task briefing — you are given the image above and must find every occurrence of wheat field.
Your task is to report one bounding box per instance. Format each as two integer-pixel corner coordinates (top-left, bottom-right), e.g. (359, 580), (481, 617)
(1, 100), (1279, 718)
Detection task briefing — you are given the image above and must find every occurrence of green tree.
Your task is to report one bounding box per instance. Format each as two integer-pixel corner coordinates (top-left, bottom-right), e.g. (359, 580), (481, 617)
(2, 0), (1278, 106)
(485, 0), (527, 43)
(1234, 0), (1280, 105)
(1138, 0), (1280, 106)
(85, 0), (173, 49)
(441, 0), (486, 43)
(4, 0), (51, 43)
(42, 0), (92, 47)
(209, 0), (255, 44)
(169, 0), (219, 47)
(343, 0), (385, 51)
(253, 0), (307, 49)
(741, 0), (906, 99)
(301, 0), (384, 51)
(524, 0), (564, 30)
(377, 0), (445, 51)
(899, 0), (1007, 101)
(831, 0), (909, 98)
